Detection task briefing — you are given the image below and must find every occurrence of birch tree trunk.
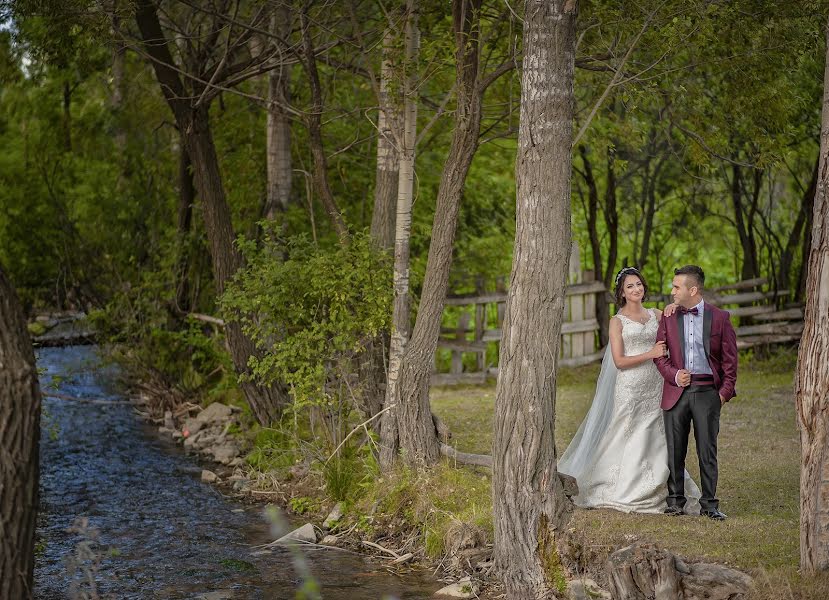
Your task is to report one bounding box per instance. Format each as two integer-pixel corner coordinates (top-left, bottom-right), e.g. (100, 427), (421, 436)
(796, 14), (829, 573)
(265, 6), (292, 221)
(392, 0), (485, 466)
(380, 0), (418, 468)
(370, 30), (402, 251)
(492, 1), (577, 598)
(0, 265), (41, 600)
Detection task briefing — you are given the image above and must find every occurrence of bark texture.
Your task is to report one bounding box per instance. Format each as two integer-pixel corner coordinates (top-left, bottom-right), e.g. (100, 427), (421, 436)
(380, 1), (419, 468)
(607, 543), (752, 600)
(796, 15), (829, 573)
(370, 29), (402, 251)
(265, 6), (292, 220)
(393, 0), (486, 466)
(0, 266), (41, 600)
(135, 0), (289, 425)
(492, 1), (577, 597)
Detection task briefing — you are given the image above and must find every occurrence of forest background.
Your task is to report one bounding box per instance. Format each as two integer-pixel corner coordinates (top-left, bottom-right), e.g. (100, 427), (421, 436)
(0, 0), (827, 597)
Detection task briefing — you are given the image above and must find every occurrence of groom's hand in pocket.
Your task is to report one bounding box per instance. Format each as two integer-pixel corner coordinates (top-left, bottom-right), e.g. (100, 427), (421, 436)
(720, 394), (726, 406)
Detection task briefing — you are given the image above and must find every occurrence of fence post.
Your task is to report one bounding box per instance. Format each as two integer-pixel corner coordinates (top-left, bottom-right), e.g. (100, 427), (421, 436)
(475, 277), (486, 372)
(451, 311), (470, 375)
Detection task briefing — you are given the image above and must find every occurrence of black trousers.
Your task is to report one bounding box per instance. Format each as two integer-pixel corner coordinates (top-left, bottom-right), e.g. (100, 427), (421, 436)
(663, 385), (721, 511)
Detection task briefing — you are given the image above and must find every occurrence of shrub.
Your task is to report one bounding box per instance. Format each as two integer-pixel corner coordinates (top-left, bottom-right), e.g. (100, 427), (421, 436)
(220, 230), (392, 414)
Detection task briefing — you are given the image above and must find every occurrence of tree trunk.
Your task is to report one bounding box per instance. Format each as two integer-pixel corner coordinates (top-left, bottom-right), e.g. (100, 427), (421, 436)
(731, 164), (761, 282)
(265, 7), (292, 221)
(370, 29), (402, 251)
(62, 80), (72, 152)
(380, 0), (418, 469)
(638, 155), (664, 271)
(174, 143), (195, 315)
(184, 108), (289, 425)
(796, 16), (829, 573)
(111, 5), (127, 157)
(603, 146), (619, 284)
(607, 543), (752, 600)
(492, 1), (577, 597)
(578, 145), (610, 346)
(799, 179), (816, 303)
(0, 265), (41, 600)
(780, 157), (818, 295)
(300, 6), (349, 242)
(392, 0), (484, 466)
(134, 0), (289, 426)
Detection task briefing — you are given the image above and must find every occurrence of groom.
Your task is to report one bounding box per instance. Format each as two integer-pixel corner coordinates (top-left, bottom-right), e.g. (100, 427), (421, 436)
(655, 265), (737, 521)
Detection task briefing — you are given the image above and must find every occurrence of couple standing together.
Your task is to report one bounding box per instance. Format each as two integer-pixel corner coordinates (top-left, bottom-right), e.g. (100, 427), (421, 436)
(559, 265), (738, 521)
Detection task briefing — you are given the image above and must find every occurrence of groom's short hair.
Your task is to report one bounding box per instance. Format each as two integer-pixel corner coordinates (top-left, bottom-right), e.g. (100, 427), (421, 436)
(675, 265), (705, 289)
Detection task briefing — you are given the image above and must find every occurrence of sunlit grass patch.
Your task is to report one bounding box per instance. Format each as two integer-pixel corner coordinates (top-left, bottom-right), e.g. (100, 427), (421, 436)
(429, 356), (815, 598)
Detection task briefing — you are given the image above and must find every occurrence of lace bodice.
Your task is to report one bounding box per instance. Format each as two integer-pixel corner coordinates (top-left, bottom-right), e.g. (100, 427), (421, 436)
(616, 310), (659, 356)
(614, 310), (663, 409)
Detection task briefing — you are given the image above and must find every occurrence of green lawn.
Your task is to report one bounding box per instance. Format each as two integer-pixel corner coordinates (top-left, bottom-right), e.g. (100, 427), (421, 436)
(430, 352), (829, 599)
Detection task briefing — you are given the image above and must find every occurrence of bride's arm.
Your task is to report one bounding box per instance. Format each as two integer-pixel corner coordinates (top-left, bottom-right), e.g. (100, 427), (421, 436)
(609, 316), (666, 370)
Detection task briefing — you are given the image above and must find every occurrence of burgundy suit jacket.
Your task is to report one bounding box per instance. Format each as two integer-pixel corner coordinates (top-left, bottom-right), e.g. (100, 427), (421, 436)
(654, 302), (738, 410)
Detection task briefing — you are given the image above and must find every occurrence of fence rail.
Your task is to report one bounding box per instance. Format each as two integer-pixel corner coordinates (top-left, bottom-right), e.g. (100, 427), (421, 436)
(434, 248), (803, 385)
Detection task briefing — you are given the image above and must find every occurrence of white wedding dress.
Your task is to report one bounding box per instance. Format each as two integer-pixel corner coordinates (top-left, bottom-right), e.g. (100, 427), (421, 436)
(559, 309), (701, 514)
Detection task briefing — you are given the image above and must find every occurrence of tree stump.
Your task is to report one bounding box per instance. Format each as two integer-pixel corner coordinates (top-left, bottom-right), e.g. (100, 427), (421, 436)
(607, 542), (753, 600)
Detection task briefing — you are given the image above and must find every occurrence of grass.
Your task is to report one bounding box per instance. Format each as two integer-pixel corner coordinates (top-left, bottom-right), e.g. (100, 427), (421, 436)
(428, 350), (829, 599)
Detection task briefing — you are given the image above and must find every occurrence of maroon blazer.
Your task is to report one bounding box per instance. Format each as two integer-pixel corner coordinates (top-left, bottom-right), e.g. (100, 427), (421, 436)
(654, 302), (738, 410)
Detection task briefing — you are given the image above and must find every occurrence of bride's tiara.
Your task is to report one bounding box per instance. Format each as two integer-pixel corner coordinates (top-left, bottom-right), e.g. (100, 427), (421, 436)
(614, 266), (641, 286)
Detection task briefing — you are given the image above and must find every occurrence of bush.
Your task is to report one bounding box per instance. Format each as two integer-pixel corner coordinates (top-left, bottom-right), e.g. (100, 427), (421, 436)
(220, 230), (393, 413)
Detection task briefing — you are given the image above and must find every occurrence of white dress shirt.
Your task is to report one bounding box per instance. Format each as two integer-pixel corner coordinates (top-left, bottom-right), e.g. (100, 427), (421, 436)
(676, 299), (713, 385)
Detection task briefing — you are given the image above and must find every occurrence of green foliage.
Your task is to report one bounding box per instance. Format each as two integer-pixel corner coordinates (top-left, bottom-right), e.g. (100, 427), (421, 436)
(322, 452), (360, 502)
(221, 231), (392, 411)
(288, 496), (318, 515)
(246, 427), (302, 472)
(89, 251), (230, 403)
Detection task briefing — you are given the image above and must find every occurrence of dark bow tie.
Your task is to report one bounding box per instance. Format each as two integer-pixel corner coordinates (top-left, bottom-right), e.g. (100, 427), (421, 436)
(680, 306), (699, 316)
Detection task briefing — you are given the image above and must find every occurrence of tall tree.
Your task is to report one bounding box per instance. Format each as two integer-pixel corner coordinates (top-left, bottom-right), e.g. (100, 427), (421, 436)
(380, 0), (418, 468)
(796, 14), (829, 574)
(0, 265), (41, 600)
(264, 5), (293, 221)
(133, 0), (289, 425)
(299, 2), (349, 242)
(391, 0), (512, 465)
(492, 0), (577, 597)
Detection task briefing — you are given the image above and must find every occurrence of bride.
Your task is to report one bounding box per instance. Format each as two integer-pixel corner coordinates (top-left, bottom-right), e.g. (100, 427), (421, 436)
(559, 267), (701, 514)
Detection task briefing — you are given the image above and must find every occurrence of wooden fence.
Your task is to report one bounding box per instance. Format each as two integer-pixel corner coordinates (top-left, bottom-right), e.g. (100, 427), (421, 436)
(434, 248), (803, 385)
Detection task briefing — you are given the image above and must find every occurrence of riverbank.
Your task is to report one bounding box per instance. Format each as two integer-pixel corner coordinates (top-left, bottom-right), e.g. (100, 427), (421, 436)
(140, 348), (827, 599)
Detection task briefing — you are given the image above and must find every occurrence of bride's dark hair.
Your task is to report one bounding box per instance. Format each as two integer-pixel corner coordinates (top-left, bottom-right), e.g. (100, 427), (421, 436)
(613, 267), (648, 307)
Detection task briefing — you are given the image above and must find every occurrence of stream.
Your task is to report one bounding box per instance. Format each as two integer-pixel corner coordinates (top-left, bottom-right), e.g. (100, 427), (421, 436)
(33, 346), (440, 599)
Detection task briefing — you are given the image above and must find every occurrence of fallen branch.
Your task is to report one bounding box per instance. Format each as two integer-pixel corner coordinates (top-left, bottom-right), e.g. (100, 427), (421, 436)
(440, 443), (492, 467)
(361, 540), (401, 559)
(188, 312), (226, 326)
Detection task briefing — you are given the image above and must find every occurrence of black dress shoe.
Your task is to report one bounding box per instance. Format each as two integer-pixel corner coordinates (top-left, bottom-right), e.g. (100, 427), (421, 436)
(701, 509), (727, 521)
(664, 505), (683, 516)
